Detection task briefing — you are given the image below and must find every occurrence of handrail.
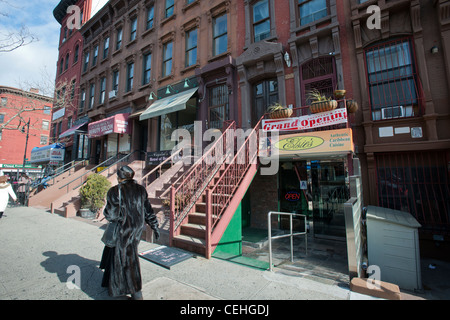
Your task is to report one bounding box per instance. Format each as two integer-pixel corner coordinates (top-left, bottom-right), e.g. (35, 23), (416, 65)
(137, 148), (184, 188)
(267, 211), (308, 272)
(170, 121), (236, 238)
(207, 114), (265, 232)
(58, 152), (132, 192)
(32, 160), (86, 190)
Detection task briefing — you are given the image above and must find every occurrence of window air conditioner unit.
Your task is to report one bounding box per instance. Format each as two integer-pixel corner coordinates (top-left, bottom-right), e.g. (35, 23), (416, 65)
(381, 106), (404, 119)
(108, 90), (117, 99)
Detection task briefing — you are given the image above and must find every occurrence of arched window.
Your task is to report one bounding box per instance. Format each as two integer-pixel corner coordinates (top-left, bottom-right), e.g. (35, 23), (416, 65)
(300, 56), (336, 114)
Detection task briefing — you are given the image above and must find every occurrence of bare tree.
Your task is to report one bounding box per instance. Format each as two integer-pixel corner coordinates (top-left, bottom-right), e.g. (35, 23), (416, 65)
(0, 0), (38, 53)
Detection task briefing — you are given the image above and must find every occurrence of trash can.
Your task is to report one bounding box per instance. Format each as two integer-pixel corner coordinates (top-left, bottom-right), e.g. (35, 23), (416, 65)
(366, 205), (422, 291)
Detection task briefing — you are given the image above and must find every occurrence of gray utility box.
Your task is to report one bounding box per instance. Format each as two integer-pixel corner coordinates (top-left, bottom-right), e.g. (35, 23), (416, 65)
(366, 205), (422, 291)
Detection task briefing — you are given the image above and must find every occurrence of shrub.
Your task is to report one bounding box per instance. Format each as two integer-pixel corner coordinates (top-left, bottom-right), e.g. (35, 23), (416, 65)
(79, 174), (111, 212)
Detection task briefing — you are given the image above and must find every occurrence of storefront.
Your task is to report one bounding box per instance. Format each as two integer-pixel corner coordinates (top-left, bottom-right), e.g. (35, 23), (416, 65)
(140, 87), (199, 153)
(59, 118), (89, 162)
(257, 127), (354, 240)
(88, 113), (131, 164)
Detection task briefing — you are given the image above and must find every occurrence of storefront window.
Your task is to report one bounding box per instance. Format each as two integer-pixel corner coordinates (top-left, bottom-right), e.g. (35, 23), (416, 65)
(160, 103), (197, 151)
(208, 84), (229, 129)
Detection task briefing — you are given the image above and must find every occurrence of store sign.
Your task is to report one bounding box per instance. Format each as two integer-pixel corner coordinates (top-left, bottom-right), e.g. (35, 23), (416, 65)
(146, 150), (172, 166)
(262, 108), (348, 132)
(285, 191), (301, 202)
(262, 128), (353, 158)
(30, 145), (65, 163)
(88, 113), (130, 138)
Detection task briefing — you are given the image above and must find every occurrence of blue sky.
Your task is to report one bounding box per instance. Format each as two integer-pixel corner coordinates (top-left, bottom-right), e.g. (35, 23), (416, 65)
(0, 0), (61, 95)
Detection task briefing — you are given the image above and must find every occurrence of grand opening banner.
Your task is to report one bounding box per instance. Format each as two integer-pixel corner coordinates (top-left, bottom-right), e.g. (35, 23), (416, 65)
(262, 108), (348, 132)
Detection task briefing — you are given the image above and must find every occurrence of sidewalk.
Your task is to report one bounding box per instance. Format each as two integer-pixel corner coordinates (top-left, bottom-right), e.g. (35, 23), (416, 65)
(0, 206), (444, 301)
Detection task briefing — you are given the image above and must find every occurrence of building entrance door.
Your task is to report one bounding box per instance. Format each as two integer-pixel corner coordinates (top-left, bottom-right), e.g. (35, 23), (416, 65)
(309, 160), (348, 240)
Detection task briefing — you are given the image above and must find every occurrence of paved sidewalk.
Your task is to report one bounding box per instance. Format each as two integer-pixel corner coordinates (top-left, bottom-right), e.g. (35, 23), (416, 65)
(0, 206), (440, 301)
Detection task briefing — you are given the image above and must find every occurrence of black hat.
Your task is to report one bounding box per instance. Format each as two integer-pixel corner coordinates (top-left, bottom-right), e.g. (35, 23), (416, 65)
(117, 165), (135, 180)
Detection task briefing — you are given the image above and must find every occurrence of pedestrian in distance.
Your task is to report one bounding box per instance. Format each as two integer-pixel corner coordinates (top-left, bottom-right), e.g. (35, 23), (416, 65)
(0, 175), (18, 219)
(17, 173), (30, 205)
(99, 165), (160, 300)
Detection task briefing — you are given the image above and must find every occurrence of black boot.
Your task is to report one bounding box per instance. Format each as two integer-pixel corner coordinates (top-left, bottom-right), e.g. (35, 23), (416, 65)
(0, 212), (3, 218)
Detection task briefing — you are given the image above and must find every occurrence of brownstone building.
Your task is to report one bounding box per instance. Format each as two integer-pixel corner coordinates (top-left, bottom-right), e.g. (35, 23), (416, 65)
(347, 0), (450, 256)
(78, 0), (239, 164)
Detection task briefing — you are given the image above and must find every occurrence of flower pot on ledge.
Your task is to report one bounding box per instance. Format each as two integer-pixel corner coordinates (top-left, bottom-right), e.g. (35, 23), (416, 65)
(269, 108), (293, 119)
(310, 100), (338, 114)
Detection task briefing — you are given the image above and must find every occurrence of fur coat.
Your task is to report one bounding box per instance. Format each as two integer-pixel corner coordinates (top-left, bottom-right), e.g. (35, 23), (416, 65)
(101, 179), (159, 297)
(0, 182), (17, 212)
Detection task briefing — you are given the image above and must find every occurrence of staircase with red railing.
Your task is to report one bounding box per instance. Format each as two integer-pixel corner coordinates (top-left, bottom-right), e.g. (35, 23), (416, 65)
(167, 119), (262, 258)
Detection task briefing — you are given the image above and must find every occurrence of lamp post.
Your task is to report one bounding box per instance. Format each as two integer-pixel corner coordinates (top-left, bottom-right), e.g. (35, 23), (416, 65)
(21, 118), (30, 175)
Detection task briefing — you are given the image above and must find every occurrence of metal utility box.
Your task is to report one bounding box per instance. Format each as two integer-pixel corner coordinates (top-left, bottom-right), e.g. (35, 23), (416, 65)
(366, 205), (422, 291)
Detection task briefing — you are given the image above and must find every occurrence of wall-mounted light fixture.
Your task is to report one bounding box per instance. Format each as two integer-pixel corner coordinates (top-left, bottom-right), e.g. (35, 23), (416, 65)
(184, 78), (193, 88)
(431, 45), (439, 54)
(165, 85), (176, 95)
(148, 92), (158, 100)
(284, 52), (291, 68)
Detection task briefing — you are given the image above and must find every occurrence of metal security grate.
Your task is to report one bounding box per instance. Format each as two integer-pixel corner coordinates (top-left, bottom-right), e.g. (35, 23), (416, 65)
(375, 151), (450, 234)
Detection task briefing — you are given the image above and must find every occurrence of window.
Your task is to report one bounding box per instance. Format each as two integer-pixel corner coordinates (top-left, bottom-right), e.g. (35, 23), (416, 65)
(209, 84), (229, 129)
(375, 151), (450, 233)
(0, 113), (4, 123)
(1, 97), (7, 106)
(67, 116), (72, 129)
(116, 28), (123, 50)
(40, 135), (48, 145)
(74, 44), (79, 63)
(142, 53), (152, 85)
(213, 14), (227, 56)
(130, 17), (137, 41)
(146, 6), (154, 30)
(44, 105), (51, 115)
(59, 58), (64, 74)
(253, 79), (278, 125)
(126, 62), (134, 92)
(89, 83), (95, 109)
(165, 0), (174, 18)
(99, 77), (106, 104)
(58, 122), (62, 135)
(298, 0), (327, 26)
(83, 52), (89, 72)
(103, 37), (109, 59)
(42, 120), (49, 130)
(79, 89), (86, 113)
(112, 70), (119, 93)
(70, 80), (76, 101)
(301, 56), (336, 115)
(65, 53), (69, 70)
(252, 0), (270, 42)
(185, 29), (197, 67)
(92, 45), (99, 66)
(365, 38), (421, 121)
(162, 41), (173, 77)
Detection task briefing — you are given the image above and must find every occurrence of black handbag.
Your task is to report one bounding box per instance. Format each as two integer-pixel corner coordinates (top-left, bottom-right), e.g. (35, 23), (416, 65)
(101, 185), (123, 248)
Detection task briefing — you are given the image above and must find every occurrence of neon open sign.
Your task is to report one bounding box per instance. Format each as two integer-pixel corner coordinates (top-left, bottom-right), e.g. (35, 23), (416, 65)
(285, 191), (301, 202)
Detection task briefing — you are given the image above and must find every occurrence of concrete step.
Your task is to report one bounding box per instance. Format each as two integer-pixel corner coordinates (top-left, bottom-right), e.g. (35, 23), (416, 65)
(172, 234), (206, 256)
(180, 223), (206, 239)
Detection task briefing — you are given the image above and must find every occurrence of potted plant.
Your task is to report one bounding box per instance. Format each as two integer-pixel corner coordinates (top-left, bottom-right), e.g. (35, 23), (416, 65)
(267, 103), (293, 119)
(346, 99), (359, 113)
(306, 89), (338, 114)
(79, 174), (111, 219)
(334, 89), (346, 99)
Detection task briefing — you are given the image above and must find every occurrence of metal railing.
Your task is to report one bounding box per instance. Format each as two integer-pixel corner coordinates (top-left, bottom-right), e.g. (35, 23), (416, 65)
(267, 211), (308, 272)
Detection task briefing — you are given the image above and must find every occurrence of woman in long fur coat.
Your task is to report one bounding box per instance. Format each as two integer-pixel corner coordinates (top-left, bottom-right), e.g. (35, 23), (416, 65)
(100, 166), (159, 299)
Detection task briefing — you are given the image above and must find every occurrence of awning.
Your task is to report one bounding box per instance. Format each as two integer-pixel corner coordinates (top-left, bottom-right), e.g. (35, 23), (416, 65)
(140, 87), (198, 121)
(88, 113), (130, 138)
(59, 121), (88, 138)
(30, 143), (65, 164)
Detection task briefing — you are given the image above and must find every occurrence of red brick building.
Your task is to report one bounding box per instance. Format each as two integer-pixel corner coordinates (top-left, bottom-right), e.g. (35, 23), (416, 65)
(52, 0), (106, 163)
(0, 86), (53, 176)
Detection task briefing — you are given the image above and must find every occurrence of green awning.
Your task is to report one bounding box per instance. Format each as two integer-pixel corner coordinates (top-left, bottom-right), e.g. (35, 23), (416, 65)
(139, 88), (198, 121)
